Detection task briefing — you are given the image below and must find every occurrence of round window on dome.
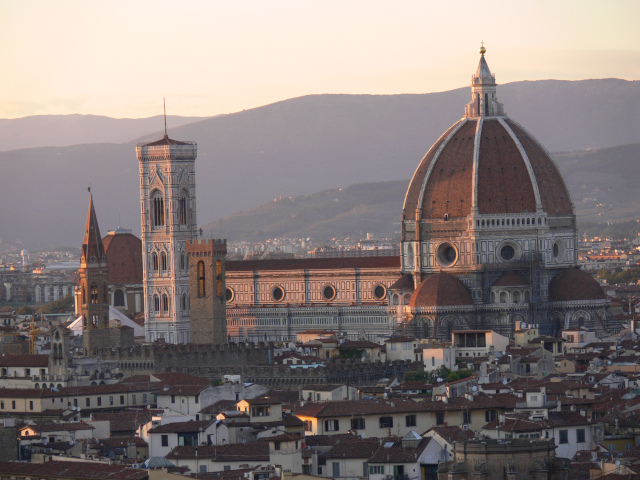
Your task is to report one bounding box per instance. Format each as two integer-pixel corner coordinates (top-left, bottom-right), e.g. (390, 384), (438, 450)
(373, 284), (387, 300)
(500, 245), (515, 261)
(271, 286), (285, 302)
(496, 241), (521, 263)
(322, 284), (336, 301)
(436, 243), (458, 267)
(225, 287), (235, 303)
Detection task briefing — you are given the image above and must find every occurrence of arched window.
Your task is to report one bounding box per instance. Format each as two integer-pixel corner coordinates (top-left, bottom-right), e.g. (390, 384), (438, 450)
(513, 291), (521, 303)
(152, 252), (159, 272)
(114, 289), (125, 307)
(500, 291), (507, 303)
(153, 295), (160, 313)
(162, 294), (169, 313)
(151, 191), (165, 227)
(161, 252), (167, 273)
(82, 286), (86, 305)
(180, 252), (186, 271)
(181, 293), (187, 312)
(90, 285), (99, 304)
(216, 260), (223, 297)
(179, 191), (188, 226)
(197, 261), (205, 297)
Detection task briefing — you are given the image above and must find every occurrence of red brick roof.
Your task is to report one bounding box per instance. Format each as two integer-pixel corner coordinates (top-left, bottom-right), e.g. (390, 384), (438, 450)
(148, 419), (213, 434)
(326, 439), (380, 459)
(425, 425), (476, 443)
(403, 117), (572, 221)
(141, 135), (193, 147)
(0, 354), (49, 367)
(102, 231), (143, 285)
(166, 443), (269, 461)
(226, 256), (400, 272)
(368, 437), (432, 464)
(0, 460), (148, 480)
(92, 410), (153, 433)
(408, 272), (473, 307)
(549, 267), (606, 302)
(389, 274), (415, 292)
(22, 422), (95, 434)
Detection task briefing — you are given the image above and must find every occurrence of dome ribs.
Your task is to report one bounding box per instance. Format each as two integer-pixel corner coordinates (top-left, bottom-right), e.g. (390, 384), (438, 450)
(420, 120), (476, 219)
(506, 119), (573, 215)
(477, 119), (536, 214)
(403, 121), (463, 220)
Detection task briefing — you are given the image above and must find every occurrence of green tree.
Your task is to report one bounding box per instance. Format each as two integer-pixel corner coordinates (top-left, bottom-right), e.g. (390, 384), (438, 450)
(17, 306), (34, 315)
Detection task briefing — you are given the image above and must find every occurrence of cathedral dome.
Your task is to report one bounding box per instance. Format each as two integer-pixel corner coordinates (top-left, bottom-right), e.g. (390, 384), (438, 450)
(102, 229), (143, 285)
(548, 267), (606, 302)
(408, 272), (473, 307)
(403, 50), (572, 222)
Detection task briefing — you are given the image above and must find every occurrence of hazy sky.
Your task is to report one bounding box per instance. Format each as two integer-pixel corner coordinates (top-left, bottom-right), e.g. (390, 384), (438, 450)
(1, 0), (639, 119)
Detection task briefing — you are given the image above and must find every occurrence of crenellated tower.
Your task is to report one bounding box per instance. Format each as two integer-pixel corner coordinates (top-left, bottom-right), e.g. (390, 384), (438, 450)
(137, 133), (198, 344)
(187, 238), (228, 345)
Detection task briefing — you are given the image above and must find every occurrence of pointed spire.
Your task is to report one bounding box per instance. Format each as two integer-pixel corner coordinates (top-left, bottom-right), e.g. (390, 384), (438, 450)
(81, 191), (106, 267)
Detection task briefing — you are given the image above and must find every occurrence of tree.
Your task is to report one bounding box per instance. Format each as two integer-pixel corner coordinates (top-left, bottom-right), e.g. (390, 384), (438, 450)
(17, 306), (34, 315)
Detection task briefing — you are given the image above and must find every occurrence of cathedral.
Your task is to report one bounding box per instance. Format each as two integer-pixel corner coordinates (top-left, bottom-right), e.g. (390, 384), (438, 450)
(124, 46), (618, 345)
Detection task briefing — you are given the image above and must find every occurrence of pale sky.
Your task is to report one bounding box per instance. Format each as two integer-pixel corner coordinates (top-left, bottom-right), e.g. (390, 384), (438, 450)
(1, 0), (639, 119)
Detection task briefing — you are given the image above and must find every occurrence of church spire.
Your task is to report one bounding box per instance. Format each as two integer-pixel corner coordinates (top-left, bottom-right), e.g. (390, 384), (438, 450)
(464, 44), (505, 118)
(81, 190), (106, 267)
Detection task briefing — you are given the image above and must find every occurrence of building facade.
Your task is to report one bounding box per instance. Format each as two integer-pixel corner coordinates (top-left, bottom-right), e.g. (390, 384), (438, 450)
(137, 134), (198, 344)
(393, 46), (617, 339)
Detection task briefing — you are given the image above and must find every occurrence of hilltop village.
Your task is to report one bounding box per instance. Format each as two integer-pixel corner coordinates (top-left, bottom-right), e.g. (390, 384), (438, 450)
(1, 49), (640, 480)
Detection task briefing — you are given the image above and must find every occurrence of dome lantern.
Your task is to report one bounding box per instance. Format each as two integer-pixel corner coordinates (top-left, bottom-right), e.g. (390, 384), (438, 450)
(464, 45), (505, 117)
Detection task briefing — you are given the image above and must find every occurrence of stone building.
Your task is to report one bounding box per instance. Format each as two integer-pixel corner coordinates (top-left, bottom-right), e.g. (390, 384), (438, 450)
(77, 193), (111, 353)
(187, 238), (227, 344)
(392, 45), (618, 339)
(437, 439), (570, 480)
(137, 131), (198, 344)
(75, 194), (134, 353)
(124, 47), (617, 345)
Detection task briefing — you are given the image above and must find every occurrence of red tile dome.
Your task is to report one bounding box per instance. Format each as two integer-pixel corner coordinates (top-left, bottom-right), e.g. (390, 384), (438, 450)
(548, 267), (606, 302)
(403, 117), (572, 220)
(403, 49), (572, 222)
(102, 228), (143, 285)
(408, 272), (473, 307)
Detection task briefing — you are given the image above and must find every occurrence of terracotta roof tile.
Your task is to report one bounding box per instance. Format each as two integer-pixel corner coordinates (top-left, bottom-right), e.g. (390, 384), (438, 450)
(0, 460), (147, 480)
(166, 443), (269, 461)
(149, 419), (213, 434)
(226, 256), (400, 272)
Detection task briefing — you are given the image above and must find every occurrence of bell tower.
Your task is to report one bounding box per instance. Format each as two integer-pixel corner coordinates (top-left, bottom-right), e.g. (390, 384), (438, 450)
(79, 192), (110, 353)
(137, 127), (198, 344)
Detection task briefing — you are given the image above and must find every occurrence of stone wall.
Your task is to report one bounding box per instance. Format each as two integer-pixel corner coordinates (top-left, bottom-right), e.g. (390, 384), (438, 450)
(0, 426), (18, 461)
(94, 342), (273, 375)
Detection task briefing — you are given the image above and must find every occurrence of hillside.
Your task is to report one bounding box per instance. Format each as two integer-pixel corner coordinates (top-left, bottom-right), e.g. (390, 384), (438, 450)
(0, 114), (209, 151)
(1, 78), (639, 247)
(202, 142), (640, 243)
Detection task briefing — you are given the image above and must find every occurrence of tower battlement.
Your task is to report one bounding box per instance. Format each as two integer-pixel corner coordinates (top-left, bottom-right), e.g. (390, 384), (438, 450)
(187, 238), (227, 256)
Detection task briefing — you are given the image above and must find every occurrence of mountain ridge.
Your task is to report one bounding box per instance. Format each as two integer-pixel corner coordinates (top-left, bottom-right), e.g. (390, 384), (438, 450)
(1, 78), (639, 248)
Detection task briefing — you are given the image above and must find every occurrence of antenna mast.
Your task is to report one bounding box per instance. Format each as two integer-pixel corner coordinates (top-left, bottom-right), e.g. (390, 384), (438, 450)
(163, 97), (167, 137)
